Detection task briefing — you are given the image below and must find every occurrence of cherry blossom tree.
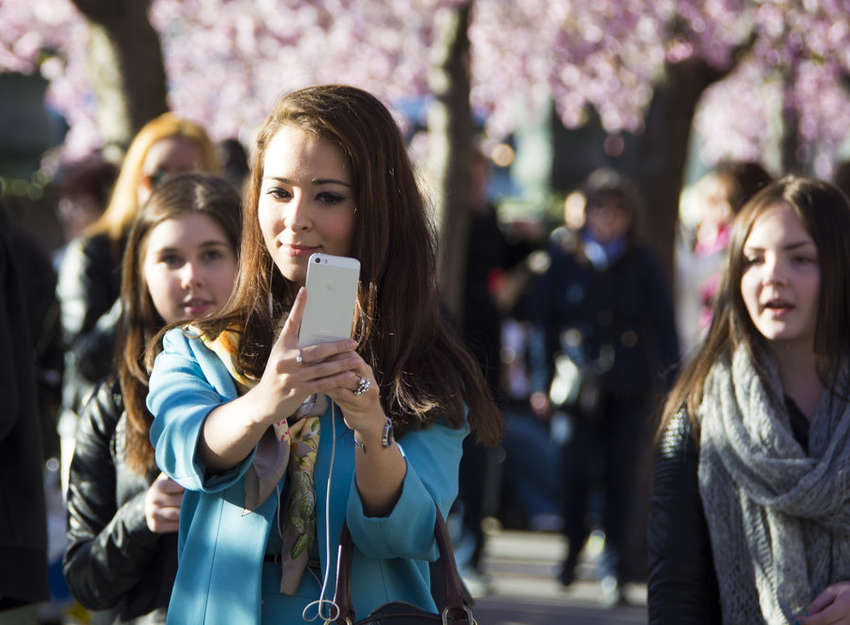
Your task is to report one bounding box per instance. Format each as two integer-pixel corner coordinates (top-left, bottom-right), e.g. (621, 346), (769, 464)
(5, 0), (850, 291)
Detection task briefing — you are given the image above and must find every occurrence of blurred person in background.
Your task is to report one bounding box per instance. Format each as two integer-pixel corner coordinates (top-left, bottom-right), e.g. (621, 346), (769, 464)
(217, 137), (250, 195)
(528, 168), (679, 605)
(54, 153), (118, 267)
(56, 112), (220, 494)
(676, 161), (771, 358)
(455, 147), (537, 588)
(0, 204), (50, 625)
(63, 173), (241, 625)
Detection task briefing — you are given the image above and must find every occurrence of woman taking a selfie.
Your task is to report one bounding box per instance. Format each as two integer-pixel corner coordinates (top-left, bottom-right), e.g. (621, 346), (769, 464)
(64, 173), (241, 624)
(649, 176), (850, 625)
(146, 84), (501, 624)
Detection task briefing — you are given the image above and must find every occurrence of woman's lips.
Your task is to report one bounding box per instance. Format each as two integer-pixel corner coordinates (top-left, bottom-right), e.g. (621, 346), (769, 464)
(763, 301), (794, 317)
(183, 300), (213, 315)
(282, 244), (319, 257)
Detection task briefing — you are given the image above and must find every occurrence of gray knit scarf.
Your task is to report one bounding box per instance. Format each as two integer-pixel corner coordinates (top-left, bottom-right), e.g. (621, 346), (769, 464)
(698, 344), (850, 624)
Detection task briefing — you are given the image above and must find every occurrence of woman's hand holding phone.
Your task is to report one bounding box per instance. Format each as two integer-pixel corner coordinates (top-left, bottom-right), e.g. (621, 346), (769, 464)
(252, 287), (360, 425)
(199, 287), (360, 471)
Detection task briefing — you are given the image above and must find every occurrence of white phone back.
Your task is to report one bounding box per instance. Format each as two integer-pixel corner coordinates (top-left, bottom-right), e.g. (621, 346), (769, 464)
(298, 253), (360, 348)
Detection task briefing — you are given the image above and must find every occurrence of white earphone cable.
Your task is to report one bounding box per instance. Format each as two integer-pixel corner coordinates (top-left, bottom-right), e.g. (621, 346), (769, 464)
(302, 400), (340, 624)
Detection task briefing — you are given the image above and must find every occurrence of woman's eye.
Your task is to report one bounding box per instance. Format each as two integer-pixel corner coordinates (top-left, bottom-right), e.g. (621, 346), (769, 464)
(266, 187), (291, 200)
(317, 192), (345, 205)
(161, 254), (182, 267)
(793, 255), (817, 265)
(202, 249), (224, 262)
(743, 256), (761, 266)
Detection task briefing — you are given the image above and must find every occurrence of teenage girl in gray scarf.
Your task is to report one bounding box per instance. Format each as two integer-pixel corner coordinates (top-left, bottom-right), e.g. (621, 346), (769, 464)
(649, 175), (850, 625)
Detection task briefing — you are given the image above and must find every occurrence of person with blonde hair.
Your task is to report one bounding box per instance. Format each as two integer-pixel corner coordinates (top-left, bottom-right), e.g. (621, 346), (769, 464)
(56, 112), (220, 492)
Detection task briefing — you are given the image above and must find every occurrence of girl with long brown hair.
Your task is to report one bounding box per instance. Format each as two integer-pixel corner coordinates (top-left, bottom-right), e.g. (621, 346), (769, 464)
(63, 173), (241, 624)
(57, 113), (220, 493)
(649, 176), (850, 625)
(146, 84), (501, 624)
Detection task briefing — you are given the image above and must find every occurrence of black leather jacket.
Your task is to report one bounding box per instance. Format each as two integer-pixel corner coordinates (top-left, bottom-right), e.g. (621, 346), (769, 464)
(647, 410), (721, 625)
(63, 379), (177, 624)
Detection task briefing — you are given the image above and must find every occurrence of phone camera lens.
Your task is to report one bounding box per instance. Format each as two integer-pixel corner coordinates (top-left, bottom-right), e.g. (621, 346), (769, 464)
(315, 257), (321, 263)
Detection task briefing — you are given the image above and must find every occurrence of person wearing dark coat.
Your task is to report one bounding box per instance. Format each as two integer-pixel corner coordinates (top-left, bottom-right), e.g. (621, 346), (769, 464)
(649, 177), (850, 625)
(528, 168), (679, 604)
(0, 208), (50, 624)
(62, 173), (242, 625)
(63, 380), (178, 625)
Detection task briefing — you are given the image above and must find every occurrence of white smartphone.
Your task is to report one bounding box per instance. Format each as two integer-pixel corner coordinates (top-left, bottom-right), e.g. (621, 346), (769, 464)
(298, 253), (361, 348)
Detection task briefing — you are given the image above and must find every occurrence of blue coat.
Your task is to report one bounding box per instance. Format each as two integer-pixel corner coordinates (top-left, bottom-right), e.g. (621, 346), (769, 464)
(147, 328), (467, 625)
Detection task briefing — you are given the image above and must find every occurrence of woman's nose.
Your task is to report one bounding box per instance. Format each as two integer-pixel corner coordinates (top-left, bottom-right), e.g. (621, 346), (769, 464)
(284, 195), (310, 231)
(180, 261), (203, 288)
(763, 254), (788, 285)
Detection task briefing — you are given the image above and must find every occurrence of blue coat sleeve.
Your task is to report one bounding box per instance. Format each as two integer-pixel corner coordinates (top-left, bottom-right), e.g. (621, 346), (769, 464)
(147, 328), (255, 493)
(345, 420), (468, 561)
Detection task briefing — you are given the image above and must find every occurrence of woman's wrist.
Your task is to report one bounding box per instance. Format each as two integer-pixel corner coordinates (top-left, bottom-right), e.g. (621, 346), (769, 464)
(353, 416), (394, 454)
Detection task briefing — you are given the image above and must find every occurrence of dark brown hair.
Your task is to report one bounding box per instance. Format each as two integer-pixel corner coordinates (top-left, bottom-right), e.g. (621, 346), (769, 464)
(660, 175), (850, 439)
(181, 84), (501, 444)
(712, 160), (772, 215)
(121, 173), (242, 474)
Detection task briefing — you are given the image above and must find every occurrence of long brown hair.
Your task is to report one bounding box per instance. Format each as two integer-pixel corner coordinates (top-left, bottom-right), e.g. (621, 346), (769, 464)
(660, 175), (850, 440)
(120, 173), (242, 474)
(184, 84), (501, 444)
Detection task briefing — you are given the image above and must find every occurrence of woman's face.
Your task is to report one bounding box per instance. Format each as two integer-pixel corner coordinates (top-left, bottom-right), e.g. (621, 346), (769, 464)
(142, 213), (237, 324)
(257, 125), (356, 286)
(138, 136), (205, 206)
(740, 203), (820, 350)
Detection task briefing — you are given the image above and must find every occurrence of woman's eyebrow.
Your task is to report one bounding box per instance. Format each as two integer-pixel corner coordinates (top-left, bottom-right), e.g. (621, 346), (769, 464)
(263, 175), (352, 187)
(743, 240), (816, 252)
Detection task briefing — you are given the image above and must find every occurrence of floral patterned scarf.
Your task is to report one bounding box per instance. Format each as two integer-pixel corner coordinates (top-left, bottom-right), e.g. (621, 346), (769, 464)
(198, 327), (327, 595)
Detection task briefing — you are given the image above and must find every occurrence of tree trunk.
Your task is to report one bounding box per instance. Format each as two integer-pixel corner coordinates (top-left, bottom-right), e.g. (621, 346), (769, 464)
(427, 2), (474, 325)
(71, 0), (168, 155)
(629, 56), (731, 583)
(637, 57), (728, 285)
(780, 61), (804, 174)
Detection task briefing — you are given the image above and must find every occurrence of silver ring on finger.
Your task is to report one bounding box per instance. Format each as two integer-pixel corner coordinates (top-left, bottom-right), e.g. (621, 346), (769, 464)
(353, 376), (371, 397)
(296, 348), (303, 365)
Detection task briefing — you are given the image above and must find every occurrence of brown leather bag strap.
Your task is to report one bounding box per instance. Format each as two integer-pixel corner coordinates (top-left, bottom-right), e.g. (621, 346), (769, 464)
(332, 505), (470, 624)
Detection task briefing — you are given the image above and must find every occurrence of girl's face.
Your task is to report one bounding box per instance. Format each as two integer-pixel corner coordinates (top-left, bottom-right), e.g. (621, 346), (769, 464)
(138, 136), (204, 207)
(740, 203), (820, 350)
(142, 213), (237, 324)
(257, 125), (356, 286)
